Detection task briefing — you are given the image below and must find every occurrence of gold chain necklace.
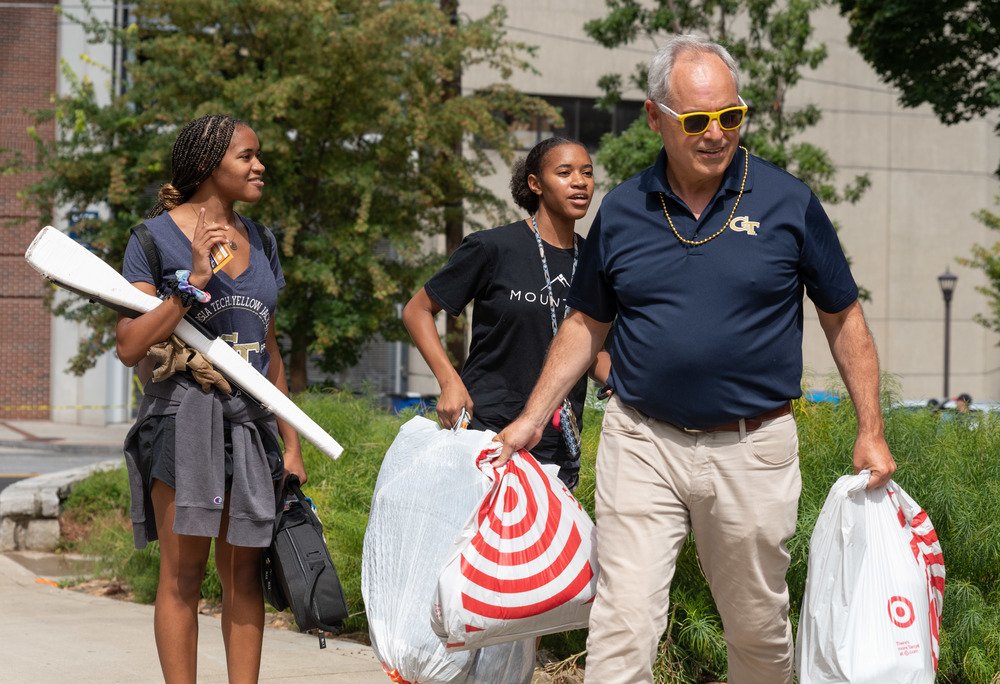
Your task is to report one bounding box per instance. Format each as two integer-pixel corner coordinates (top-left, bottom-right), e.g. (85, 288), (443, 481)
(658, 146), (749, 247)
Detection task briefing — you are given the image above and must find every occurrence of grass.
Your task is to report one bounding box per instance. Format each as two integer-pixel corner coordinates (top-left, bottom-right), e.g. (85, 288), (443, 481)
(61, 389), (1000, 682)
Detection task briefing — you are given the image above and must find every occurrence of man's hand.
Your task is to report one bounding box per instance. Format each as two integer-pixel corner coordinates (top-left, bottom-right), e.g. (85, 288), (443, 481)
(817, 301), (895, 491)
(490, 310), (611, 467)
(853, 432), (895, 490)
(492, 415), (547, 467)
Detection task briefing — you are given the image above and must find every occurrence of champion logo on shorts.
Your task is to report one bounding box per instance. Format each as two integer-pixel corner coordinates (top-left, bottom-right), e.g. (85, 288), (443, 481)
(213, 496), (224, 506)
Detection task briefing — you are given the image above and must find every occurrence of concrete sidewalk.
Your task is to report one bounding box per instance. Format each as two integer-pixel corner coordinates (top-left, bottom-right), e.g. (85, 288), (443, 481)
(0, 419), (389, 682)
(0, 551), (388, 682)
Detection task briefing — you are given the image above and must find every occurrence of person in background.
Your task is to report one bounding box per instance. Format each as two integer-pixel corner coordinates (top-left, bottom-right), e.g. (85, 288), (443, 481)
(494, 35), (895, 683)
(116, 114), (303, 683)
(955, 393), (972, 413)
(403, 136), (609, 490)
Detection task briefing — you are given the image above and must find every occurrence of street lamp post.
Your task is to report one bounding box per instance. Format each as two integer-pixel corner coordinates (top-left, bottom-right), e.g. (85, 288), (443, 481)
(938, 268), (958, 400)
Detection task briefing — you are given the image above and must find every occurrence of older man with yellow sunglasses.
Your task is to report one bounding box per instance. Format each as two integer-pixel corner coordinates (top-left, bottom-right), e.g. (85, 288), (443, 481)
(495, 33), (895, 684)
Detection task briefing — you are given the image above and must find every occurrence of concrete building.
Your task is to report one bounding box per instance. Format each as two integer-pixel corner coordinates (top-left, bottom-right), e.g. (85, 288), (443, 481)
(1, 2), (58, 422)
(2, 1), (997, 425)
(1, 1), (131, 426)
(408, 1), (1000, 407)
(798, 5), (1000, 403)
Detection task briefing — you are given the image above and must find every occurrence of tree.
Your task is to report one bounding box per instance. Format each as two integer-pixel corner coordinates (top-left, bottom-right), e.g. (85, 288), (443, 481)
(586, 0), (870, 209)
(840, 2), (1000, 337)
(959, 195), (1000, 336)
(839, 0), (1000, 148)
(5, 0), (557, 390)
(440, 0), (470, 368)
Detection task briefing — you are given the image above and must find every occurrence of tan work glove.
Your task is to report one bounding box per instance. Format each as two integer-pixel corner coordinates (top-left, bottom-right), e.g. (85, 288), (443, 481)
(148, 335), (232, 394)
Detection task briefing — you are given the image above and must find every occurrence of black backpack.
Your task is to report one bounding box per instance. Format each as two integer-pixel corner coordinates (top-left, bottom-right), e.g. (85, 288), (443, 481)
(130, 216), (273, 289)
(261, 476), (349, 648)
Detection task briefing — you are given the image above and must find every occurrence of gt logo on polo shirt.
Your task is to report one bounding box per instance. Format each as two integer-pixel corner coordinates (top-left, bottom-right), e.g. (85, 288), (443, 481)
(729, 215), (760, 236)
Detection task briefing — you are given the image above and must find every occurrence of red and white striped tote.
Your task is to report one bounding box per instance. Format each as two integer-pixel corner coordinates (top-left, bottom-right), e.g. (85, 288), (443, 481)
(887, 481), (945, 670)
(432, 448), (598, 650)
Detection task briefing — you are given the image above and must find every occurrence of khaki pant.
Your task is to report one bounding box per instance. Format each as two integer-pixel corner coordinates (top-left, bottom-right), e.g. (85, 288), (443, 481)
(584, 396), (801, 684)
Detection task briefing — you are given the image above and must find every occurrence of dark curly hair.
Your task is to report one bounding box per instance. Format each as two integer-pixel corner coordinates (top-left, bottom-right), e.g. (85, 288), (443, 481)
(145, 114), (245, 218)
(510, 137), (586, 214)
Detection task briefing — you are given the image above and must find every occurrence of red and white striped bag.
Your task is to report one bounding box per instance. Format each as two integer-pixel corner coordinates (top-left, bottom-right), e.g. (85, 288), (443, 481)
(362, 417), (537, 684)
(888, 481), (945, 669)
(432, 448), (598, 650)
(796, 472), (945, 684)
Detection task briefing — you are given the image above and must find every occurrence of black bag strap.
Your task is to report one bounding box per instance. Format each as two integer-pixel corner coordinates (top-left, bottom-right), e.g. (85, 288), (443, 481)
(130, 222), (162, 288)
(242, 216), (273, 262)
(304, 564), (341, 647)
(282, 476), (342, 647)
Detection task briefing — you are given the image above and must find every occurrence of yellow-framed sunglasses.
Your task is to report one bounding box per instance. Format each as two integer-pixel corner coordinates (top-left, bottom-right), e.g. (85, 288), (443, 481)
(656, 96), (749, 135)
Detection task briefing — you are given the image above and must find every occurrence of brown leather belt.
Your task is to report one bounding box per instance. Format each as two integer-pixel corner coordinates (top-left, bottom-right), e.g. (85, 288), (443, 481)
(675, 402), (792, 433)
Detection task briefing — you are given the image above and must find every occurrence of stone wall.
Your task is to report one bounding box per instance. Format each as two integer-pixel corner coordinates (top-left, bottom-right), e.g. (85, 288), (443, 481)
(0, 460), (120, 551)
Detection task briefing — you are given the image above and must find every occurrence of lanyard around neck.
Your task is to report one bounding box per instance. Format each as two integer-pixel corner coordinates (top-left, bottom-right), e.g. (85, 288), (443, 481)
(530, 214), (578, 338)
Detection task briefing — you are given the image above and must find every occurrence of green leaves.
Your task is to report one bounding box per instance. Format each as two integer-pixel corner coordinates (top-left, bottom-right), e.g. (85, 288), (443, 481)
(959, 195), (1000, 342)
(586, 0), (868, 208)
(7, 1), (555, 383)
(839, 0), (1000, 127)
(594, 117), (662, 189)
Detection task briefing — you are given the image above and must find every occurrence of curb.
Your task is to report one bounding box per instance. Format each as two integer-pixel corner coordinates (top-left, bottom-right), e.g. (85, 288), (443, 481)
(0, 458), (122, 551)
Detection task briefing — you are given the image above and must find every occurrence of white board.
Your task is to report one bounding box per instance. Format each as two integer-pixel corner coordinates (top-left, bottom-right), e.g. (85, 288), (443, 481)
(24, 226), (343, 459)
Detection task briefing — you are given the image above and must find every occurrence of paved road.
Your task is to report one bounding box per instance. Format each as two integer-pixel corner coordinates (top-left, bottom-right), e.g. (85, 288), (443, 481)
(0, 445), (121, 493)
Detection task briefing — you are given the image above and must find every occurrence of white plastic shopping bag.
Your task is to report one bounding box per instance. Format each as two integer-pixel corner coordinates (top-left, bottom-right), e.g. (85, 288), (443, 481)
(361, 416), (534, 684)
(796, 472), (945, 684)
(432, 448), (599, 650)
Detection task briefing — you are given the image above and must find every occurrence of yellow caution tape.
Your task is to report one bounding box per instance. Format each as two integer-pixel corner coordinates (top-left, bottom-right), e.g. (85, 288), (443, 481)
(1, 404), (129, 411)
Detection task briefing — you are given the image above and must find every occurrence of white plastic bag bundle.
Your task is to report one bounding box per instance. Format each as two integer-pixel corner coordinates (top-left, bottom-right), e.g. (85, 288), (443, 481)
(796, 473), (945, 684)
(361, 416), (534, 684)
(432, 448), (599, 650)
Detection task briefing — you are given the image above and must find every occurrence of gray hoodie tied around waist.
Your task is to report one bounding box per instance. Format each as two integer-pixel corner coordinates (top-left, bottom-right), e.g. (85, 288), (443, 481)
(124, 374), (280, 549)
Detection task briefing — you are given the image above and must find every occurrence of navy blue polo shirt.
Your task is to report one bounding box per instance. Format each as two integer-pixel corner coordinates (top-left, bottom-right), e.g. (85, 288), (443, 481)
(567, 147), (857, 428)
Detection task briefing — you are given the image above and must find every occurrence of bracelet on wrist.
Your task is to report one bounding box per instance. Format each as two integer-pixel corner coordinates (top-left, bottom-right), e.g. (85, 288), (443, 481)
(159, 270), (211, 308)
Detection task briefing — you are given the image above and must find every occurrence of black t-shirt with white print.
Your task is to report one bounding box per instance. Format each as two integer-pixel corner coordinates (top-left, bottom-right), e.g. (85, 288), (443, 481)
(425, 220), (587, 468)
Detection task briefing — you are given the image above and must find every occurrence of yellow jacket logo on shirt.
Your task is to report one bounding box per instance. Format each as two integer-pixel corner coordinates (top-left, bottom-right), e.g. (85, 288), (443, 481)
(729, 215), (760, 236)
(221, 332), (262, 362)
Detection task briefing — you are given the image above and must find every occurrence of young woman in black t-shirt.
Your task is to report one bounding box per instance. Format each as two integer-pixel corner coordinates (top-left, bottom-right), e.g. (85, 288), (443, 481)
(402, 137), (609, 488)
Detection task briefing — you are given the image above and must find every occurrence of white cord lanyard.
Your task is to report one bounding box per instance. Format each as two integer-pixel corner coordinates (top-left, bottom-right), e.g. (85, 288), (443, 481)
(529, 214), (581, 458)
(530, 214), (577, 336)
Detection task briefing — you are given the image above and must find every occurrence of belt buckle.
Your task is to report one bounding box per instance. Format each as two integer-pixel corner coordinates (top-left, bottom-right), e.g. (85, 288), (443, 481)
(681, 426), (704, 433)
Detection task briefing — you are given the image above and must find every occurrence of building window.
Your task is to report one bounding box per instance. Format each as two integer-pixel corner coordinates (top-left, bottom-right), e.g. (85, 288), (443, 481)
(517, 95), (646, 151)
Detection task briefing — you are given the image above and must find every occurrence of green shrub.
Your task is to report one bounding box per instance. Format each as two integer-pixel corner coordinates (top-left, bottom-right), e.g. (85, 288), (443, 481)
(62, 467), (130, 523)
(63, 391), (1000, 681)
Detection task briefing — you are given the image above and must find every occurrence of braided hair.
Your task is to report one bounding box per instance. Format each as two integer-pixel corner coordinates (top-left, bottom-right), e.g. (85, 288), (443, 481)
(509, 136), (584, 214)
(145, 114), (244, 218)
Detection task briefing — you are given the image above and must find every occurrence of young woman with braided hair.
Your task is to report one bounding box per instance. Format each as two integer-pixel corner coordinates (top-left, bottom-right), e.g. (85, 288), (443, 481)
(116, 114), (301, 683)
(403, 137), (610, 490)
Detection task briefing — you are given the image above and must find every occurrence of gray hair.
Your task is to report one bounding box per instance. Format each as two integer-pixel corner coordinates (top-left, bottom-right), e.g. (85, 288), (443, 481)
(647, 35), (741, 106)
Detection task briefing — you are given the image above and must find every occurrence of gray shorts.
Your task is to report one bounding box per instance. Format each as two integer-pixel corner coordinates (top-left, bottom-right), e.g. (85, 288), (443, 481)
(135, 414), (284, 492)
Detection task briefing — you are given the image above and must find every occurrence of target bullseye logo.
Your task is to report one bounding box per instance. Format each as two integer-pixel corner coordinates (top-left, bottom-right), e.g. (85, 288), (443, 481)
(459, 450), (594, 623)
(887, 595), (915, 628)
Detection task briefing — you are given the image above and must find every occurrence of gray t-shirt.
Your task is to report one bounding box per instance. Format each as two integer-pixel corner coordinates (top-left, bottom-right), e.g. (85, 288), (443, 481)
(122, 211), (285, 376)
